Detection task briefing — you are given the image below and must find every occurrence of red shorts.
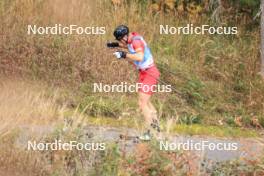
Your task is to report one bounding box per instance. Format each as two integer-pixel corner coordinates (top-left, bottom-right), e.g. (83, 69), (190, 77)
(137, 66), (160, 95)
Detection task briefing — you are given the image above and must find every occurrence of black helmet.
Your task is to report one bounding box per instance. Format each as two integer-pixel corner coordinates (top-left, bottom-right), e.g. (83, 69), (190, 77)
(113, 25), (129, 40)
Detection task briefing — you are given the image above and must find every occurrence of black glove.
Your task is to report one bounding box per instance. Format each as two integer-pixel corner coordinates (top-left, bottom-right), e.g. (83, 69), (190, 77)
(113, 51), (127, 59)
(107, 42), (119, 48)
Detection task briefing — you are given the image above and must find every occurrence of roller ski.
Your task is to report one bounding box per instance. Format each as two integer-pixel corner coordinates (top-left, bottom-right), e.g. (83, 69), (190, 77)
(119, 134), (140, 143)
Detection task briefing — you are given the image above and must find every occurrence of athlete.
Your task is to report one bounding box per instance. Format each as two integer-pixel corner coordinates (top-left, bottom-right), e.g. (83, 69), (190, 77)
(107, 25), (161, 140)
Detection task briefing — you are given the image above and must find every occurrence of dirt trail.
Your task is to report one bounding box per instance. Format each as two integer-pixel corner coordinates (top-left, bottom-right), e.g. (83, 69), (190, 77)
(16, 125), (264, 162)
(83, 126), (264, 161)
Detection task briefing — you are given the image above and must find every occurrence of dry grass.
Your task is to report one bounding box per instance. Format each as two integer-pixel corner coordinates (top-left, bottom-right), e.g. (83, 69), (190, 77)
(0, 77), (90, 176)
(0, 77), (262, 175)
(1, 0), (263, 127)
(0, 77), (60, 175)
(0, 1), (264, 175)
(0, 77), (64, 137)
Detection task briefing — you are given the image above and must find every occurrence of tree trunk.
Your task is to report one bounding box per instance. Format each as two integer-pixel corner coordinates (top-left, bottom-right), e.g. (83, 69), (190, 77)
(260, 0), (264, 77)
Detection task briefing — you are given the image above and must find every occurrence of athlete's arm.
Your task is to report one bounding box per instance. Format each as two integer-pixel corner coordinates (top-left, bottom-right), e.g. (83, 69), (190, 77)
(112, 39), (144, 61)
(106, 41), (127, 49)
(118, 41), (128, 49)
(126, 49), (144, 62)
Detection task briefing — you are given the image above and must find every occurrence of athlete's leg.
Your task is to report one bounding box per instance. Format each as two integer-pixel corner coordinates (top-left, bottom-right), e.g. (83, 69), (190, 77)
(147, 100), (161, 133)
(138, 92), (153, 126)
(147, 101), (158, 119)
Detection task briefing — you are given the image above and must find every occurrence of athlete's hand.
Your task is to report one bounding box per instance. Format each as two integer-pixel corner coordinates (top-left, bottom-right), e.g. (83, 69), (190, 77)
(113, 51), (126, 59)
(107, 42), (119, 48)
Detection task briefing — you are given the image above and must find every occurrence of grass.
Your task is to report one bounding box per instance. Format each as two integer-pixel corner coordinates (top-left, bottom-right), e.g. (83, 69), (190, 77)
(90, 141), (264, 176)
(0, 77), (64, 137)
(1, 0), (264, 129)
(0, 78), (102, 176)
(0, 0), (264, 174)
(85, 116), (259, 138)
(171, 124), (258, 137)
(0, 77), (262, 176)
